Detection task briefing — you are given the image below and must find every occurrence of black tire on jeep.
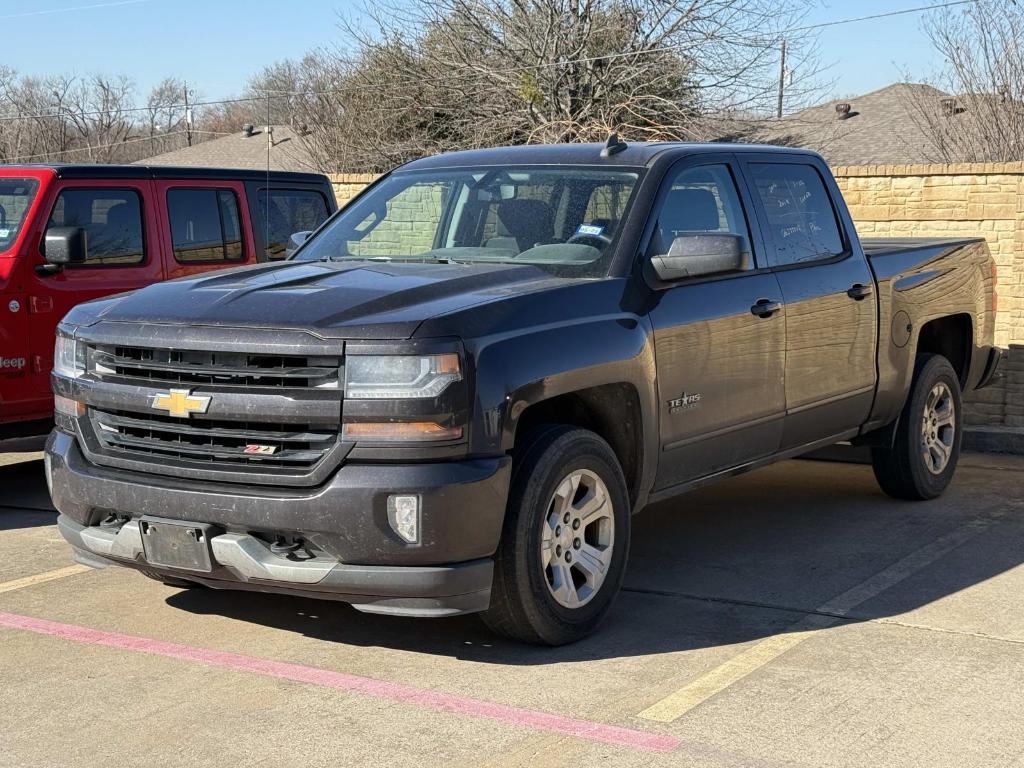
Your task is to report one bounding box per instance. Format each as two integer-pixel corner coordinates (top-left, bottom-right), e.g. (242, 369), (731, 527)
(871, 354), (963, 501)
(482, 425), (631, 645)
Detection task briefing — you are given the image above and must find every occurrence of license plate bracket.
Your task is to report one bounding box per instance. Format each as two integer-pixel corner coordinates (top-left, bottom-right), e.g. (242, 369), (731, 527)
(139, 517), (218, 573)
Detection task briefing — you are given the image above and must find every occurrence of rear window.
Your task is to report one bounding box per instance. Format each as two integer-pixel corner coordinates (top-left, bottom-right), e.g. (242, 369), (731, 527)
(0, 178), (39, 253)
(167, 188), (245, 263)
(46, 188), (145, 265)
(258, 189), (330, 260)
(748, 163), (845, 266)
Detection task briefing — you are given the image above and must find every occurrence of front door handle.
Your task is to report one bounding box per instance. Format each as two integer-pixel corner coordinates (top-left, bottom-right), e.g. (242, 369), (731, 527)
(751, 298), (782, 318)
(847, 283), (873, 300)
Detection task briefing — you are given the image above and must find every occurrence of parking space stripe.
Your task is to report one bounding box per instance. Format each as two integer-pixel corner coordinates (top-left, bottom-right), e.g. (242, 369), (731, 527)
(0, 565), (90, 595)
(638, 515), (999, 723)
(0, 611), (680, 753)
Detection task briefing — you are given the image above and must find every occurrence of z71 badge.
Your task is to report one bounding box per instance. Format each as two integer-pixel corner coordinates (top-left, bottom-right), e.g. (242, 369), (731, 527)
(668, 392), (702, 413)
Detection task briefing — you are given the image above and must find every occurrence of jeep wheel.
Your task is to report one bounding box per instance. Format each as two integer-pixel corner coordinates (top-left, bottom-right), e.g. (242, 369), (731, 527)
(483, 425), (630, 645)
(872, 354), (963, 500)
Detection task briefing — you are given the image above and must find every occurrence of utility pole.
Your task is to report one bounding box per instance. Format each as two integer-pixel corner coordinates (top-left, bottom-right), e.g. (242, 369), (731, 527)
(776, 39), (786, 119)
(184, 82), (193, 147)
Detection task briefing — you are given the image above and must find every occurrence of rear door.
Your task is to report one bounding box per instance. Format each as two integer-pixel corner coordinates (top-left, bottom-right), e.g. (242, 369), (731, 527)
(647, 154), (787, 489)
(29, 179), (161, 407)
(154, 180), (256, 279)
(737, 155), (877, 448)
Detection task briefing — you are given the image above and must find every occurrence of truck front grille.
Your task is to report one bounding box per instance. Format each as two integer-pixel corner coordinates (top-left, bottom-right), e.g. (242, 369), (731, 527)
(79, 340), (347, 486)
(90, 345), (341, 389)
(89, 409), (339, 473)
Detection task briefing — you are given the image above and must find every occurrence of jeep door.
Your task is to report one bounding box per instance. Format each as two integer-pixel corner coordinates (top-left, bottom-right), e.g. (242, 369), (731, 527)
(28, 179), (162, 418)
(646, 155), (787, 489)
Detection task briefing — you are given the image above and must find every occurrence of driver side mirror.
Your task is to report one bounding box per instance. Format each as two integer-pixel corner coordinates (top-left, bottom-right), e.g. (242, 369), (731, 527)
(650, 233), (749, 283)
(38, 227), (88, 275)
(285, 230), (312, 258)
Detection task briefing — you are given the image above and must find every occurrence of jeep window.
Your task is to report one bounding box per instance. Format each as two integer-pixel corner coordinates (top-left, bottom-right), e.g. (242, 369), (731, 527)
(258, 188), (330, 260)
(168, 188), (245, 263)
(0, 178), (39, 253)
(46, 188), (145, 265)
(294, 167), (641, 278)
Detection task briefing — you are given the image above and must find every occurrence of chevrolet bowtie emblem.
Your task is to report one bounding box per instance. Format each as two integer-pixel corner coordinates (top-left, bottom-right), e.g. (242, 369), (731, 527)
(150, 389), (211, 419)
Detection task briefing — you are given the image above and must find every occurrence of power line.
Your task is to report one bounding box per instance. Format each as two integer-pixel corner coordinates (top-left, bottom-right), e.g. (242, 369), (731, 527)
(0, 0), (983, 126)
(3, 130), (188, 163)
(0, 0), (155, 21)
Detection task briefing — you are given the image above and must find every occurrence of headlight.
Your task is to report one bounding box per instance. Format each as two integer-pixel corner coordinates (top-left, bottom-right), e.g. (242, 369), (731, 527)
(53, 331), (85, 379)
(344, 353), (461, 399)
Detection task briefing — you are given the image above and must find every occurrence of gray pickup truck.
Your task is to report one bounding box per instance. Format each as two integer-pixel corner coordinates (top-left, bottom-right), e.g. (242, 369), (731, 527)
(47, 140), (1001, 644)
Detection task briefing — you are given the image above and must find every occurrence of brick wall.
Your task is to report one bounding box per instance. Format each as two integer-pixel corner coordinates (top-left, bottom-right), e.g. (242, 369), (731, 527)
(328, 166), (1023, 434)
(832, 163), (1023, 431)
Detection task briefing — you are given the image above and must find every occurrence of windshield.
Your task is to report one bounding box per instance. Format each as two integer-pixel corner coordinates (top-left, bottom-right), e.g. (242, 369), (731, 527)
(0, 178), (39, 253)
(294, 166), (641, 277)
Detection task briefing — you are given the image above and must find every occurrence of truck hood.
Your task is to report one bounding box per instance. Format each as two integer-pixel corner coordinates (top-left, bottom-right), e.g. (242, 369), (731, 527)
(73, 259), (573, 339)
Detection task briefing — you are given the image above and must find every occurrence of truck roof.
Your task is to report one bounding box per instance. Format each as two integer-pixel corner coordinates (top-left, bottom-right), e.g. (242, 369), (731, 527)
(401, 141), (823, 170)
(0, 163), (330, 184)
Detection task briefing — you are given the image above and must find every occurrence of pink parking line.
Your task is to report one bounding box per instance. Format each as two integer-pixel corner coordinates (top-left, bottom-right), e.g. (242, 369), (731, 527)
(0, 611), (678, 753)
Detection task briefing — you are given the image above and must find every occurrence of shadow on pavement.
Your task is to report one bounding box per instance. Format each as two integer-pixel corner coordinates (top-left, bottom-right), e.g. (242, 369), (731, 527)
(0, 460), (57, 530)
(164, 457), (1024, 664)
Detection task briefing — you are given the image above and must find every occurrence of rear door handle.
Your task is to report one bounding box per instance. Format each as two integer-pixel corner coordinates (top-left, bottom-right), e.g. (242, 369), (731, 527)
(750, 298), (782, 318)
(847, 283), (873, 300)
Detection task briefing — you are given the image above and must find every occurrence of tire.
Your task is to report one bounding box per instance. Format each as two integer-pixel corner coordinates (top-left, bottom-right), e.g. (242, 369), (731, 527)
(871, 354), (963, 501)
(140, 569), (202, 589)
(483, 425), (631, 645)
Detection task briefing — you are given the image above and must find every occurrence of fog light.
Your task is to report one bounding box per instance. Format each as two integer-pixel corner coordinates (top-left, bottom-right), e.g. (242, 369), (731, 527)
(387, 495), (420, 544)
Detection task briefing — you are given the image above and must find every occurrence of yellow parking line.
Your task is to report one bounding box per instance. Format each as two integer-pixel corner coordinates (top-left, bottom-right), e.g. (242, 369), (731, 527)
(638, 515), (999, 723)
(0, 565), (91, 595)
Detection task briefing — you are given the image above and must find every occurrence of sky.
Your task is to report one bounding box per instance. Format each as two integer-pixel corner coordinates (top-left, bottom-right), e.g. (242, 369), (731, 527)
(1, 0), (945, 107)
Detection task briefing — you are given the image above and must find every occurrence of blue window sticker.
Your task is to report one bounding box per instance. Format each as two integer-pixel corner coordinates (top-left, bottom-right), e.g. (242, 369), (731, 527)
(575, 224), (605, 237)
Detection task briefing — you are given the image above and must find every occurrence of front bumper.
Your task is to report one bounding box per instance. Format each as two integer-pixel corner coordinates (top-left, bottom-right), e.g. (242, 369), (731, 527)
(47, 431), (511, 616)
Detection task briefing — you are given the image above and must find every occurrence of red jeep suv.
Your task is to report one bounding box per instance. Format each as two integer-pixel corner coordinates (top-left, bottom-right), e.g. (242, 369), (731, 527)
(0, 164), (336, 441)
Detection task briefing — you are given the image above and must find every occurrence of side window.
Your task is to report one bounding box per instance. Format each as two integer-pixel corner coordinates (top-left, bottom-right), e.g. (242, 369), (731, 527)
(748, 163), (844, 266)
(649, 164), (752, 261)
(258, 189), (330, 260)
(167, 188), (245, 263)
(46, 188), (144, 266)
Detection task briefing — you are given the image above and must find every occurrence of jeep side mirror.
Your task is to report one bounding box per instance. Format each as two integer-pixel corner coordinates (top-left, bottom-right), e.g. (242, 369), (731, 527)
(39, 227), (88, 275)
(285, 230), (312, 259)
(650, 233), (749, 282)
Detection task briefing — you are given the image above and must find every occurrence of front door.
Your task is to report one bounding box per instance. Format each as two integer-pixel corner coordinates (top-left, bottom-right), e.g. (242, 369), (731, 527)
(648, 157), (787, 490)
(28, 180), (161, 413)
(739, 158), (877, 449)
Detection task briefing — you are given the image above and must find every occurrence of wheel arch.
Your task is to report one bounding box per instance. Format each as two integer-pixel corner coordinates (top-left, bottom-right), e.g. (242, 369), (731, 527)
(512, 384), (646, 509)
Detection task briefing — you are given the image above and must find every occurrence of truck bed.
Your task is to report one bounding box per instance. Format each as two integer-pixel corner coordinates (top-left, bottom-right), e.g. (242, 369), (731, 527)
(859, 236), (985, 257)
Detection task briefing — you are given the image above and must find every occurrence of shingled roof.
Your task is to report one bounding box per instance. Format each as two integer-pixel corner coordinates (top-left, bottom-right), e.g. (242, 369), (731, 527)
(138, 125), (319, 172)
(756, 83), (959, 166)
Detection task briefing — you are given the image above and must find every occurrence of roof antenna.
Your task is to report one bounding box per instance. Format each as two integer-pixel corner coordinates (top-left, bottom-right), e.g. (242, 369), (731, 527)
(601, 131), (628, 158)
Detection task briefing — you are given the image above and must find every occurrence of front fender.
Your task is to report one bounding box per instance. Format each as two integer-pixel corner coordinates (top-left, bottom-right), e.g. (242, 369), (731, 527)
(466, 313), (658, 507)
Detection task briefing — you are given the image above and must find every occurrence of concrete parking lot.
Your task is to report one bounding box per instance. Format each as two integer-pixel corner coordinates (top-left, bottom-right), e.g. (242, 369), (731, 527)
(2, 449), (1024, 768)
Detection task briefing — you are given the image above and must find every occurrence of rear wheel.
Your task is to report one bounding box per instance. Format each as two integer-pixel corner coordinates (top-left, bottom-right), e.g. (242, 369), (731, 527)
(872, 354), (963, 500)
(483, 425), (630, 645)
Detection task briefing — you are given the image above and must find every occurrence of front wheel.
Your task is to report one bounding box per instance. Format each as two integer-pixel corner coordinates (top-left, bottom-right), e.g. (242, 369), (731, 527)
(483, 426), (630, 645)
(872, 354), (963, 500)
